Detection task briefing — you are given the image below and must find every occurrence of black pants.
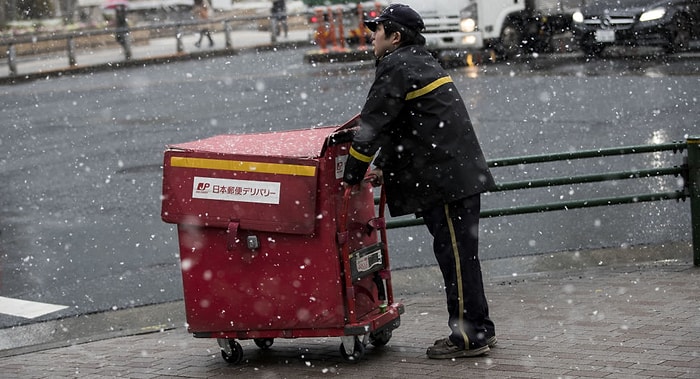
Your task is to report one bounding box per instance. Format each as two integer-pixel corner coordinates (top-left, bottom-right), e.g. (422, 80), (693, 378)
(197, 29), (213, 46)
(422, 194), (495, 349)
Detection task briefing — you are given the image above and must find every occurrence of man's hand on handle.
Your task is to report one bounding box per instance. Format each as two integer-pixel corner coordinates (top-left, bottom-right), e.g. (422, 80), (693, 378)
(342, 168), (383, 192)
(364, 168), (383, 187)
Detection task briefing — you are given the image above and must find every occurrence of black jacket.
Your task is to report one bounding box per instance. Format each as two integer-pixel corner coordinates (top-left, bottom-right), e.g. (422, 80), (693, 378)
(344, 44), (494, 216)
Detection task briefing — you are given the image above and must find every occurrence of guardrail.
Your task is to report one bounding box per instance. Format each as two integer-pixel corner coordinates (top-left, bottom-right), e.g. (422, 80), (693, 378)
(382, 137), (700, 266)
(0, 14), (302, 77)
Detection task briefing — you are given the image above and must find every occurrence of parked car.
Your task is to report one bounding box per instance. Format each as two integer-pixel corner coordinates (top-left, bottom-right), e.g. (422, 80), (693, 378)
(571, 0), (700, 55)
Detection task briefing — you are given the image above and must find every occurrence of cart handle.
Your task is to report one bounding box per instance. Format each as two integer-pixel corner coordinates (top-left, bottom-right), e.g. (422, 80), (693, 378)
(334, 113), (361, 133)
(338, 178), (388, 325)
(337, 176), (386, 245)
(337, 186), (351, 245)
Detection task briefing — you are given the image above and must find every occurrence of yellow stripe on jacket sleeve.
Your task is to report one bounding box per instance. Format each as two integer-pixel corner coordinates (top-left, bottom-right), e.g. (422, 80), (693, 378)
(349, 146), (374, 163)
(405, 76), (453, 101)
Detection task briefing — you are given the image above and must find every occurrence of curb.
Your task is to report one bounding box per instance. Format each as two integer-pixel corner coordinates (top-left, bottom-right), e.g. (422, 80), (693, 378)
(0, 40), (313, 86)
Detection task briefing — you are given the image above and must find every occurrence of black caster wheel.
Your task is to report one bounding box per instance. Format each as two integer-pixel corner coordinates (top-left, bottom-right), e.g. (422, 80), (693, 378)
(339, 337), (365, 362)
(369, 329), (392, 347)
(220, 339), (244, 364)
(254, 338), (274, 349)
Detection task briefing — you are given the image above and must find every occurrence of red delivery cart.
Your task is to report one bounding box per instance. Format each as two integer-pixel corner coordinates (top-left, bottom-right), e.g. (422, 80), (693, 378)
(161, 115), (403, 364)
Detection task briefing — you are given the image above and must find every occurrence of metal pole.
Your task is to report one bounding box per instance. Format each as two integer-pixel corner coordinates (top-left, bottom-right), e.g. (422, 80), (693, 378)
(67, 36), (76, 66)
(687, 136), (700, 266)
(224, 21), (232, 49)
(7, 43), (17, 76)
(270, 16), (277, 44)
(176, 25), (184, 53)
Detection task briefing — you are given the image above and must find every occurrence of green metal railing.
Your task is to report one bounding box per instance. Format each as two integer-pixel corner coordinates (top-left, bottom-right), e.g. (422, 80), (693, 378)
(381, 137), (700, 266)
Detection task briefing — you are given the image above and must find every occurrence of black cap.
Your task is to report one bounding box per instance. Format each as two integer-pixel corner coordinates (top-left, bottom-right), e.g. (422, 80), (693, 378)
(364, 4), (425, 33)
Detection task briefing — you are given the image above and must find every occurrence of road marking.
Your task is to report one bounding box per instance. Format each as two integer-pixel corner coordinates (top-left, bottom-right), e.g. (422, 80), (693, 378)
(0, 296), (69, 319)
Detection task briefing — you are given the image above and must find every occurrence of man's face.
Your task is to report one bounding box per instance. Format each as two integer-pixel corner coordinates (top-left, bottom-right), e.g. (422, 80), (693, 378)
(372, 23), (398, 58)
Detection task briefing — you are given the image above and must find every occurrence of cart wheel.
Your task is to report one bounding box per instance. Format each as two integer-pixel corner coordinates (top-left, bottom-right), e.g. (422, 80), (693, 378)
(369, 329), (392, 347)
(253, 338), (274, 349)
(220, 339), (244, 364)
(339, 337), (365, 362)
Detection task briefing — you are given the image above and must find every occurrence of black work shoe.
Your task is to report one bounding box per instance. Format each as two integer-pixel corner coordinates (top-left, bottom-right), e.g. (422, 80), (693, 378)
(433, 336), (498, 348)
(427, 338), (490, 359)
(486, 336), (498, 348)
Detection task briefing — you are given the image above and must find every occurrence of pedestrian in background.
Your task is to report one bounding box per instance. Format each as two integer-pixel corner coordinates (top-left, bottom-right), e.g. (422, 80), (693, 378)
(193, 0), (214, 48)
(271, 0), (288, 39)
(342, 4), (497, 359)
(114, 4), (129, 50)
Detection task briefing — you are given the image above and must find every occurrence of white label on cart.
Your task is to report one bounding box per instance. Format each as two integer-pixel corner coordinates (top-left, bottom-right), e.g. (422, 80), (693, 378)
(192, 176), (281, 204)
(335, 155), (347, 180)
(357, 250), (383, 272)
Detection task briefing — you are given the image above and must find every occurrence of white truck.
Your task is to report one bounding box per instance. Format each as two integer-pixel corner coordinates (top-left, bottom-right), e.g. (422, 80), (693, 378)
(397, 0), (583, 58)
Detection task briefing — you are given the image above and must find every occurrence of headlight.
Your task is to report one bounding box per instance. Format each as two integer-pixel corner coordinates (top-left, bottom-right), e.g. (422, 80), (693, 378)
(460, 18), (476, 33)
(572, 11), (584, 23)
(639, 8), (666, 22)
(460, 3), (478, 33)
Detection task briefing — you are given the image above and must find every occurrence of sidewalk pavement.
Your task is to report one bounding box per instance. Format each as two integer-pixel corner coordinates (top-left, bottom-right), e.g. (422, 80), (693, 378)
(1, 243), (698, 378)
(0, 28), (313, 83)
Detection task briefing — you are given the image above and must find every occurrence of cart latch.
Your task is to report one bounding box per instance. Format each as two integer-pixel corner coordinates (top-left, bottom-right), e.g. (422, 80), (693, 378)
(367, 217), (385, 232)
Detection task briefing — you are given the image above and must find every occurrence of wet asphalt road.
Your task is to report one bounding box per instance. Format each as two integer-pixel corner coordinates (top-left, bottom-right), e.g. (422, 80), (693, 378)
(0, 47), (698, 328)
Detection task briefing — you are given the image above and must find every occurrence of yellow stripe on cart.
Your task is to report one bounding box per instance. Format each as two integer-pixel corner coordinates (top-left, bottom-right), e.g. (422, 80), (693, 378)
(170, 157), (317, 177)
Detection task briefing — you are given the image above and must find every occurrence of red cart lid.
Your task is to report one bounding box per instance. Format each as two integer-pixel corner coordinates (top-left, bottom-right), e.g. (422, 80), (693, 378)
(167, 126), (338, 158)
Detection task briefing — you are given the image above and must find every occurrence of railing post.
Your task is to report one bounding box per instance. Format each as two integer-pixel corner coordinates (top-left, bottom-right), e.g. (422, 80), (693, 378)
(7, 43), (17, 76)
(270, 14), (279, 44)
(224, 21), (232, 49)
(687, 136), (700, 266)
(67, 36), (77, 66)
(176, 25), (184, 53)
